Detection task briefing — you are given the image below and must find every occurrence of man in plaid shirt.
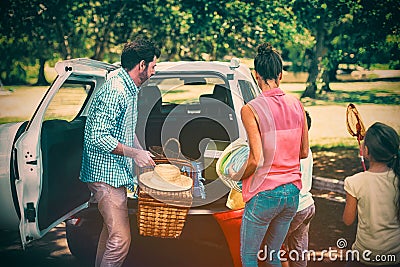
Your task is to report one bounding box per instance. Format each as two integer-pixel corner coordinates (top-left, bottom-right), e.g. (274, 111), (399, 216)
(80, 37), (160, 267)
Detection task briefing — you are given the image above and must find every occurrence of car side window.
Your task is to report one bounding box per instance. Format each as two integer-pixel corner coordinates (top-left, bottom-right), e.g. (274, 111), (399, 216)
(158, 77), (223, 105)
(141, 76), (229, 115)
(238, 80), (257, 103)
(43, 83), (92, 122)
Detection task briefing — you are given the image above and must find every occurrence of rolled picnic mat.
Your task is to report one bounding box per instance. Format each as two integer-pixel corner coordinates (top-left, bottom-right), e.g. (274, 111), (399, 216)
(216, 138), (249, 193)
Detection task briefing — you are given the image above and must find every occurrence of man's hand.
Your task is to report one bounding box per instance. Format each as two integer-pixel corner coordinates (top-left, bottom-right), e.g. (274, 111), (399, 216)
(112, 143), (156, 167)
(131, 149), (155, 167)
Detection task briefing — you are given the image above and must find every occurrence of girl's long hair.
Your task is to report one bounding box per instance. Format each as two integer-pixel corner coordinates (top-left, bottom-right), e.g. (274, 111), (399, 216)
(364, 122), (400, 222)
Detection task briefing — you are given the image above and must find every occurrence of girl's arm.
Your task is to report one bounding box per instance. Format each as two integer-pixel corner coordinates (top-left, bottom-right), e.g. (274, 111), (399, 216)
(343, 193), (357, 225)
(230, 104), (262, 181)
(300, 107), (310, 159)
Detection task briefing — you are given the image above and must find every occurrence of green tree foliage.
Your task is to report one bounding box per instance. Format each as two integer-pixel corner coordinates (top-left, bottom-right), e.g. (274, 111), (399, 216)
(0, 0), (398, 98)
(0, 0), (90, 85)
(293, 0), (358, 97)
(351, 0), (400, 68)
(293, 0), (399, 98)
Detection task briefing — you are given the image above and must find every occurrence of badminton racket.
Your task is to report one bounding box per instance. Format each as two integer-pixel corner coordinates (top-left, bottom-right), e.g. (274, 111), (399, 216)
(346, 103), (366, 171)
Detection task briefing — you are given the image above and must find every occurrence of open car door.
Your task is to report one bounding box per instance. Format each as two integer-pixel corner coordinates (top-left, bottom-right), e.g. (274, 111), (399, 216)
(14, 59), (118, 248)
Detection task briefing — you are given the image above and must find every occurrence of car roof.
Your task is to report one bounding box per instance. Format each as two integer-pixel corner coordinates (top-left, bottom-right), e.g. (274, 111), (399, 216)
(156, 61), (230, 71)
(155, 61), (253, 80)
(54, 58), (253, 80)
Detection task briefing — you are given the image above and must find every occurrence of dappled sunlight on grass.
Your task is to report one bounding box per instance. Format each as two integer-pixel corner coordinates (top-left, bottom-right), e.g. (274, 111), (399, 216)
(308, 197), (356, 253)
(312, 148), (366, 180)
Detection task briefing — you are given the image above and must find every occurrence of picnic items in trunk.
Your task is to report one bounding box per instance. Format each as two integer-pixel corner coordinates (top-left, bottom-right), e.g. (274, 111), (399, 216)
(216, 138), (249, 193)
(137, 158), (194, 238)
(346, 103), (367, 171)
(191, 161), (206, 199)
(225, 188), (245, 210)
(215, 138), (249, 210)
(150, 138), (205, 198)
(140, 164), (192, 191)
(149, 137), (188, 160)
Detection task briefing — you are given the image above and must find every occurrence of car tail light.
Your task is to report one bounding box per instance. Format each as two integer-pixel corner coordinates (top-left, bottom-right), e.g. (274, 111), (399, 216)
(230, 58), (240, 69)
(69, 217), (81, 226)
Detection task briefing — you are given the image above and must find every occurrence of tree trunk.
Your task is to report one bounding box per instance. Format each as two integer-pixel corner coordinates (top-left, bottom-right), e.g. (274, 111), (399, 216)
(93, 37), (108, 61)
(302, 47), (319, 98)
(165, 41), (179, 61)
(302, 83), (317, 98)
(0, 76), (5, 90)
(320, 69), (333, 93)
(329, 63), (339, 82)
(35, 58), (49, 86)
(301, 20), (326, 99)
(56, 20), (72, 60)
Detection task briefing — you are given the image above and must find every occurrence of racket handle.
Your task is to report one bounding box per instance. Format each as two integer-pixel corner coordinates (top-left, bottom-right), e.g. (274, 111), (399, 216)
(360, 156), (366, 171)
(357, 137), (366, 171)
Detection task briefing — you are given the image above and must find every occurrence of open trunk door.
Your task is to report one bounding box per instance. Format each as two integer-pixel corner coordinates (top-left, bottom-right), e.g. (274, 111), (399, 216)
(14, 58), (118, 248)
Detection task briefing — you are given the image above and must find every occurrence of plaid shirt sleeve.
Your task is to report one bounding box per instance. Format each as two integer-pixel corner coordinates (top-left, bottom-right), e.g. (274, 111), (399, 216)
(81, 69), (138, 189)
(86, 82), (125, 153)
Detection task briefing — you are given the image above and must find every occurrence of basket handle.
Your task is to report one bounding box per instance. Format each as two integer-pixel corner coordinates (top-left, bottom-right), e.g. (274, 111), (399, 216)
(163, 138), (181, 157)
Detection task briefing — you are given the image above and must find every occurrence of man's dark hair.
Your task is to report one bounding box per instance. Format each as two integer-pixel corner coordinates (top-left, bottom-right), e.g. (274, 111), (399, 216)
(305, 110), (311, 130)
(121, 38), (161, 71)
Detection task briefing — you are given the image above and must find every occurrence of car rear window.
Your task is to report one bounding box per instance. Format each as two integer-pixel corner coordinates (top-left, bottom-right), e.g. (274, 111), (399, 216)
(43, 82), (92, 121)
(145, 76), (227, 105)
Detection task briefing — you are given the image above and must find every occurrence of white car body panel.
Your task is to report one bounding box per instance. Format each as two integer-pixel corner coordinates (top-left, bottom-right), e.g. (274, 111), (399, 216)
(15, 69), (72, 248)
(0, 122), (25, 230)
(13, 59), (117, 248)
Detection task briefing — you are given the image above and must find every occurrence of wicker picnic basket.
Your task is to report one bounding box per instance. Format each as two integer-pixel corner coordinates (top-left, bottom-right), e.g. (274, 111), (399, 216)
(137, 158), (194, 238)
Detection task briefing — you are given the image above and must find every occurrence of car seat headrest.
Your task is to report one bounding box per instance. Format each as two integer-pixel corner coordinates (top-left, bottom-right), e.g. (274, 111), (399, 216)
(212, 84), (228, 103)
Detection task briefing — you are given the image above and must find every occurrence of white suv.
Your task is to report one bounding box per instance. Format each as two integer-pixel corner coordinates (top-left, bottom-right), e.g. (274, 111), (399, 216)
(0, 58), (260, 265)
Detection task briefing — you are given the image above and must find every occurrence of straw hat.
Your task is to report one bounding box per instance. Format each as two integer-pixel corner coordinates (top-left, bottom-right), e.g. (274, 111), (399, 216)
(140, 164), (193, 191)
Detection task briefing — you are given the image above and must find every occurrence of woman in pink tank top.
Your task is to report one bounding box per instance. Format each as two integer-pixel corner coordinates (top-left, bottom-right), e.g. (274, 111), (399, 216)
(229, 43), (309, 267)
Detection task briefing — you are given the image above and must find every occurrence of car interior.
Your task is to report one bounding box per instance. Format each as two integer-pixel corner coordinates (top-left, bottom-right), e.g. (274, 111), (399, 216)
(136, 82), (239, 161)
(39, 117), (91, 231)
(32, 82), (93, 231)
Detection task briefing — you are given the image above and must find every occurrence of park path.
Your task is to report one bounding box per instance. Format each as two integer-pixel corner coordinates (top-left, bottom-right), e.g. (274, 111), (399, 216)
(0, 86), (47, 119)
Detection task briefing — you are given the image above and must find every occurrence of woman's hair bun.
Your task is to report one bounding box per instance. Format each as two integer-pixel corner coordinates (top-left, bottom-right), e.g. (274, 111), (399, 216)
(257, 42), (273, 55)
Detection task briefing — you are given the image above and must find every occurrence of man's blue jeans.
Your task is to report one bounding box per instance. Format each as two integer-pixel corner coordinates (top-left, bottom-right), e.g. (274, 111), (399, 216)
(241, 183), (299, 267)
